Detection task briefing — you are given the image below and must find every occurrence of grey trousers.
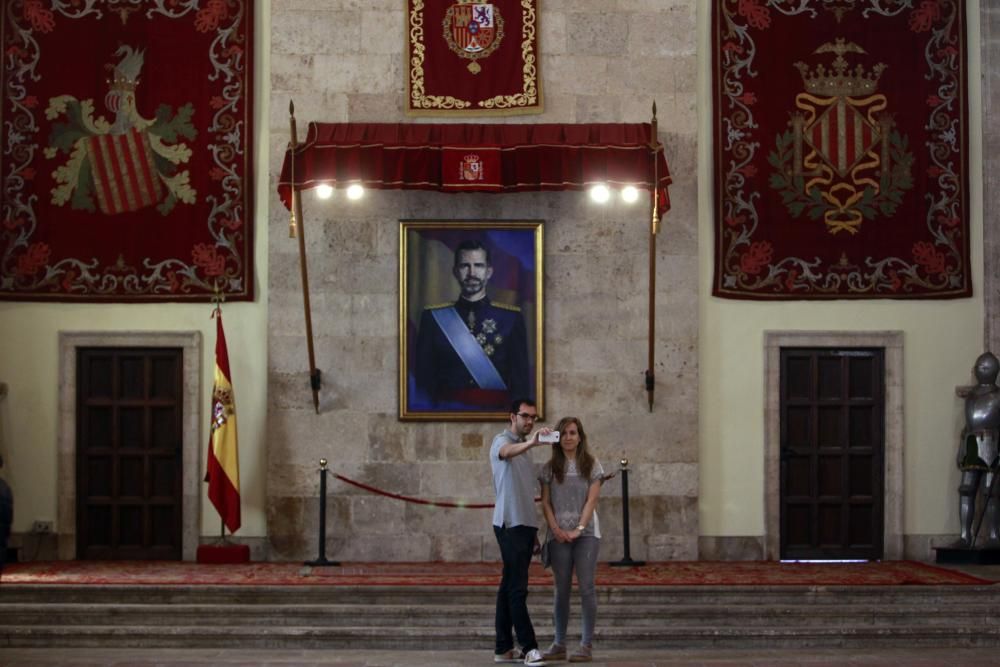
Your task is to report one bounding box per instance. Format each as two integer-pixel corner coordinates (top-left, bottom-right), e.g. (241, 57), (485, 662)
(548, 535), (599, 647)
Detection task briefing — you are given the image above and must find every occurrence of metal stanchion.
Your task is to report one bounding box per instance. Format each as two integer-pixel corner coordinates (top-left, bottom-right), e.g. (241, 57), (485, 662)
(305, 458), (340, 566)
(610, 458), (645, 567)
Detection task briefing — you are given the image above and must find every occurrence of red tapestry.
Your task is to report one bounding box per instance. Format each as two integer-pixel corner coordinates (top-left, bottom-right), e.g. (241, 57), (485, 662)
(406, 0), (541, 116)
(712, 0), (969, 299)
(0, 0), (254, 302)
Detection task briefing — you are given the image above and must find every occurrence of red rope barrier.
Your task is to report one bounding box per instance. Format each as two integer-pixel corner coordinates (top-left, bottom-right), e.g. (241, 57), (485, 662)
(333, 473), (503, 509)
(331, 470), (617, 510)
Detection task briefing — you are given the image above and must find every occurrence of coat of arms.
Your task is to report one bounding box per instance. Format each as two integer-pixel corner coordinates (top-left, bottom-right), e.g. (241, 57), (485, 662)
(460, 154), (484, 181)
(443, 0), (504, 74)
(44, 46), (197, 217)
(768, 39), (914, 235)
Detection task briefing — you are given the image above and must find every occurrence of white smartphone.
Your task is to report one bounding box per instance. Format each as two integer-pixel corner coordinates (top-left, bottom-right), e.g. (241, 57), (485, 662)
(538, 431), (560, 443)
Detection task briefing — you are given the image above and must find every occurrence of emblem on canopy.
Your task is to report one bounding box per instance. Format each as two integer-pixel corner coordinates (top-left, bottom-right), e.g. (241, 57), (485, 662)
(768, 39), (914, 235)
(460, 154), (484, 181)
(443, 0), (504, 74)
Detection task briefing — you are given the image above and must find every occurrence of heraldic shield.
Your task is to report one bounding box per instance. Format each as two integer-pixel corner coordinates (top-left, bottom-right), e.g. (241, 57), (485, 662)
(444, 1), (504, 73)
(461, 154), (484, 181)
(86, 128), (165, 216)
(770, 38), (914, 236)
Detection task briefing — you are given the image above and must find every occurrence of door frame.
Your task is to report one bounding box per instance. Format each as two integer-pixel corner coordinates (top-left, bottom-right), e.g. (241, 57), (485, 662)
(58, 331), (202, 561)
(764, 331), (903, 560)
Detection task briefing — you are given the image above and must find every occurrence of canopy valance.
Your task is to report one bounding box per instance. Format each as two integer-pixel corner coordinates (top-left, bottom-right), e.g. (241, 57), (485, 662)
(277, 111), (670, 415)
(277, 122), (671, 214)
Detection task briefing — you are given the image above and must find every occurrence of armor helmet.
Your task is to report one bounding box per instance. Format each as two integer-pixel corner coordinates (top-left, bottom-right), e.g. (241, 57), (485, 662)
(974, 352), (1000, 384)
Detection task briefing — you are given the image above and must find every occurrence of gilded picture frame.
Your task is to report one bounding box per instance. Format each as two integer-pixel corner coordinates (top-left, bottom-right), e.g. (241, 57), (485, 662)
(399, 220), (544, 421)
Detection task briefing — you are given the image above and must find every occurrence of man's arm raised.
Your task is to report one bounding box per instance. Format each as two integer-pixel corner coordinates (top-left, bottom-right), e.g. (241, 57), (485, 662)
(498, 427), (553, 460)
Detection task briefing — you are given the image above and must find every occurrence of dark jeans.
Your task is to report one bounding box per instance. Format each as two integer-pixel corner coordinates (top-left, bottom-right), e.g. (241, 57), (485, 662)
(0, 478), (12, 574)
(494, 524), (538, 655)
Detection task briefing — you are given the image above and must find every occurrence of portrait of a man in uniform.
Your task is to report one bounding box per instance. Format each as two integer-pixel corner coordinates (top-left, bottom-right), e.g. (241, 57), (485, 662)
(400, 221), (543, 420)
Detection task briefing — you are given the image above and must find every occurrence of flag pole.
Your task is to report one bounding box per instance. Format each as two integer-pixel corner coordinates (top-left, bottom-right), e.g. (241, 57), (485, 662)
(645, 101), (660, 412)
(288, 100), (322, 414)
(209, 286), (237, 545)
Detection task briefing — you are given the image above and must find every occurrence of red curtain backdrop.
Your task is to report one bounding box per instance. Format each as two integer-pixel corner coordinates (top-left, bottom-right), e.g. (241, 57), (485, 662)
(406, 0), (542, 116)
(0, 1), (254, 302)
(712, 0), (969, 299)
(278, 122), (671, 213)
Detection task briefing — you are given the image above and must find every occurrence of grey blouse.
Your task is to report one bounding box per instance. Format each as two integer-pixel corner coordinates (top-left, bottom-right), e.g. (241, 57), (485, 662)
(539, 458), (604, 540)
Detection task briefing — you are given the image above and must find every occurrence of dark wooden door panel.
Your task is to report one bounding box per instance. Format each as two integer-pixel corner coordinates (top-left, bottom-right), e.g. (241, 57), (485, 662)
(77, 348), (183, 560)
(780, 348), (885, 560)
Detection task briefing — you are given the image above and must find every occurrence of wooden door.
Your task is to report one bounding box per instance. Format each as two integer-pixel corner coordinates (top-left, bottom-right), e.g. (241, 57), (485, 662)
(780, 348), (885, 560)
(76, 348), (183, 560)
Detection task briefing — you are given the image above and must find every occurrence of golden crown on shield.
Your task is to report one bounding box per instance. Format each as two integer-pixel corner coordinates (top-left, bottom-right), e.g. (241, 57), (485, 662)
(794, 38), (886, 98)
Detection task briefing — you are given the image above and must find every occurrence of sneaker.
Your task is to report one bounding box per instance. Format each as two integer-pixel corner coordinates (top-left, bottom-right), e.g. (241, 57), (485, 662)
(523, 648), (548, 666)
(568, 645), (592, 663)
(494, 648), (524, 663)
(541, 643), (566, 660)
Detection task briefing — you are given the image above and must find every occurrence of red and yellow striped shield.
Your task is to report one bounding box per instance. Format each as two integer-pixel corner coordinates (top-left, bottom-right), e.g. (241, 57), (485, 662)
(86, 128), (164, 215)
(804, 98), (881, 178)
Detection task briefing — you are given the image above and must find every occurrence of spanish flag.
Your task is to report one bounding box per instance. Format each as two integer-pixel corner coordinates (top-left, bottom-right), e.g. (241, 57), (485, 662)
(205, 309), (241, 533)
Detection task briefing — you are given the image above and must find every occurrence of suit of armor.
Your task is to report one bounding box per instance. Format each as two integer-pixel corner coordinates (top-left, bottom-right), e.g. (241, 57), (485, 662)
(955, 352), (1000, 547)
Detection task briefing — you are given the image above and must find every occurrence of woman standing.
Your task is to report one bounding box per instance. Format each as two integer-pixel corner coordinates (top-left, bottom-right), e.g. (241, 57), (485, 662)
(539, 416), (604, 663)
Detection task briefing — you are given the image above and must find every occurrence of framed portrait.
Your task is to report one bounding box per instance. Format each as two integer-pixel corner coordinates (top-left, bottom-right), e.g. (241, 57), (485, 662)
(399, 221), (544, 421)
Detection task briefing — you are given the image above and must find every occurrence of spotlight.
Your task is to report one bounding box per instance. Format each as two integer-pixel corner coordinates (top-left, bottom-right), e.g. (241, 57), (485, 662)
(621, 186), (639, 203)
(589, 184), (610, 204)
(315, 184), (334, 200)
(346, 184), (365, 200)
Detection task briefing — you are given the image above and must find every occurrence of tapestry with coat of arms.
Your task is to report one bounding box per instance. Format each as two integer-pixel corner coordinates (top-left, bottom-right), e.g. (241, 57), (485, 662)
(0, 0), (253, 301)
(406, 0), (541, 116)
(712, 0), (969, 299)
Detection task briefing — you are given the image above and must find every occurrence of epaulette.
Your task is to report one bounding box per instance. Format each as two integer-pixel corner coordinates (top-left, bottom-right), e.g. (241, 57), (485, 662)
(493, 302), (521, 312)
(424, 302), (453, 310)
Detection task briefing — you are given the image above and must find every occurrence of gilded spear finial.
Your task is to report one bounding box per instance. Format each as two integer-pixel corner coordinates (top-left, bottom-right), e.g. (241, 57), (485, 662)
(288, 100), (299, 239)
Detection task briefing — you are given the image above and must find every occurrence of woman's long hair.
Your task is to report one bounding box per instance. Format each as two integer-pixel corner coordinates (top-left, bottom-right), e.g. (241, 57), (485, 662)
(546, 416), (594, 484)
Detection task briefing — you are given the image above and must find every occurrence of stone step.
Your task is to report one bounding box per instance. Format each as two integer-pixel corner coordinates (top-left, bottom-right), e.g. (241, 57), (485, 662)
(3, 584), (998, 606)
(5, 583), (1000, 650)
(3, 601), (1000, 628)
(5, 623), (1000, 650)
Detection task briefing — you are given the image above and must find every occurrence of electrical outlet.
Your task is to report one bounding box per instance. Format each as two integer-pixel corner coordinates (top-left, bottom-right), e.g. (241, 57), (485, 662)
(31, 520), (53, 534)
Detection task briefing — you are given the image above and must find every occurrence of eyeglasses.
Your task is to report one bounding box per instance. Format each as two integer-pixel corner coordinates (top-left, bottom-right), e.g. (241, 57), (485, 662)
(515, 412), (538, 420)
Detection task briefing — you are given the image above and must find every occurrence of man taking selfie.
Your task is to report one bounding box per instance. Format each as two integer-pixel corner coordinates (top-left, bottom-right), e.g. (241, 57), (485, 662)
(490, 398), (551, 666)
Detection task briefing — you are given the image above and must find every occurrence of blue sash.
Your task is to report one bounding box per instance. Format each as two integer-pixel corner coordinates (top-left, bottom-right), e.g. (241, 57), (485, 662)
(431, 307), (507, 391)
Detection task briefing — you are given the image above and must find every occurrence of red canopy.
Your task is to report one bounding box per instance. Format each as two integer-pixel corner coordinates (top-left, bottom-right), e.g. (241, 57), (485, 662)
(277, 122), (671, 215)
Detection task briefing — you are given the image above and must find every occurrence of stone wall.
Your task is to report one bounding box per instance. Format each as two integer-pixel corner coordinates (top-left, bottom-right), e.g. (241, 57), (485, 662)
(984, 0), (1000, 353)
(266, 0), (699, 561)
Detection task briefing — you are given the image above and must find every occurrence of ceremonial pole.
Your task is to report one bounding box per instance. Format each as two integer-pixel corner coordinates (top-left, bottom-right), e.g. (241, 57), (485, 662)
(288, 101), (322, 414)
(645, 102), (660, 412)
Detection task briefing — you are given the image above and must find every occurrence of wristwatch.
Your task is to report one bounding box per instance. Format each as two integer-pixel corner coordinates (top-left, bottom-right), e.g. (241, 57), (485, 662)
(575, 524), (585, 531)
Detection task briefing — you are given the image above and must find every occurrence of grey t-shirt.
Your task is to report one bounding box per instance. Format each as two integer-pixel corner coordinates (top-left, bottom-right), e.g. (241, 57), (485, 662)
(490, 429), (539, 529)
(539, 458), (604, 539)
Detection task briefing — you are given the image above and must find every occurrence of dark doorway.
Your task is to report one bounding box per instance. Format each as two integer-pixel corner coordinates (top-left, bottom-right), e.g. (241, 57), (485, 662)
(76, 348), (183, 560)
(780, 348), (885, 560)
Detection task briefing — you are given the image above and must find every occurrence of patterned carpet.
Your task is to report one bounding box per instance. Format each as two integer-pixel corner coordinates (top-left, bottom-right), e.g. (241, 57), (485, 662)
(0, 560), (991, 586)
